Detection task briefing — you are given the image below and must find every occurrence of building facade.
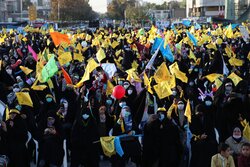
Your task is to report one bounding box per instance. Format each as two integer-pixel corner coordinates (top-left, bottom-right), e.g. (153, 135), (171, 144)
(4, 0), (51, 22)
(0, 0), (7, 22)
(225, 0), (250, 20)
(187, 0), (225, 18)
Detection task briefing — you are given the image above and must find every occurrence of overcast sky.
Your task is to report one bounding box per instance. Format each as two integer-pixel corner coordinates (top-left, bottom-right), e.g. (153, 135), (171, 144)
(89, 0), (166, 13)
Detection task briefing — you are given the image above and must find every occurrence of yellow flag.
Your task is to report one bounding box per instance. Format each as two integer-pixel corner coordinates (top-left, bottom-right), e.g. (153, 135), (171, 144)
(60, 42), (69, 49)
(247, 52), (250, 61)
(0, 37), (4, 44)
(132, 60), (139, 70)
(184, 99), (191, 123)
(216, 26), (223, 36)
(96, 48), (106, 63)
(154, 81), (172, 99)
(58, 52), (72, 66)
(241, 119), (250, 142)
(31, 79), (47, 91)
(214, 78), (223, 89)
(5, 106), (10, 120)
(228, 57), (244, 67)
(189, 50), (196, 61)
(106, 80), (114, 96)
(225, 24), (233, 39)
(100, 136), (116, 157)
(227, 72), (242, 86)
(169, 62), (188, 83)
(111, 41), (119, 49)
(205, 73), (223, 83)
(196, 58), (201, 66)
(144, 73), (153, 94)
(190, 26), (195, 34)
(126, 69), (142, 82)
(31, 85), (47, 91)
(168, 75), (176, 89)
(49, 27), (54, 33)
(20, 66), (33, 75)
(16, 92), (33, 107)
(115, 50), (122, 57)
(74, 53), (84, 62)
(206, 43), (217, 50)
(164, 31), (171, 48)
(225, 46), (235, 57)
(75, 58), (99, 87)
(154, 62), (171, 83)
(36, 61), (44, 82)
(47, 79), (54, 89)
(76, 43), (82, 52)
(46, 39), (50, 46)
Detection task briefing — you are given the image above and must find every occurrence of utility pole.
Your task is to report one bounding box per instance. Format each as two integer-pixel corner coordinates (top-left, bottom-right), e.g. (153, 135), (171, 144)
(58, 0), (60, 20)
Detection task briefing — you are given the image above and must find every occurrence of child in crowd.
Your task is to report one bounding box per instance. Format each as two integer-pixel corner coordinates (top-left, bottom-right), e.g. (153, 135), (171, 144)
(211, 143), (235, 167)
(238, 143), (250, 167)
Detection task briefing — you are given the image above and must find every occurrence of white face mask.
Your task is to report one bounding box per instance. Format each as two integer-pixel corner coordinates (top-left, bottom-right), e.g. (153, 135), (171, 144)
(159, 113), (165, 121)
(233, 135), (241, 139)
(178, 104), (185, 110)
(121, 109), (131, 118)
(205, 100), (212, 106)
(13, 88), (20, 92)
(172, 90), (177, 96)
(123, 84), (129, 89)
(6, 69), (12, 75)
(225, 86), (232, 92)
(82, 114), (89, 120)
(189, 81), (194, 86)
(119, 102), (126, 108)
(127, 90), (133, 95)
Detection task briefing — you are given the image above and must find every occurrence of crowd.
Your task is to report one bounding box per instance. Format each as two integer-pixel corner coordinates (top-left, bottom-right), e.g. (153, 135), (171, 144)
(0, 22), (250, 167)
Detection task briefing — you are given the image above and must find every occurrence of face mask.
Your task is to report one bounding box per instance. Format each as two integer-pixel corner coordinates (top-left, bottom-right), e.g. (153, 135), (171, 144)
(178, 104), (185, 110)
(82, 114), (89, 120)
(205, 100), (212, 106)
(18, 82), (24, 88)
(118, 81), (123, 85)
(172, 90), (177, 96)
(46, 98), (53, 103)
(189, 81), (194, 86)
(13, 88), (20, 92)
(123, 84), (129, 89)
(106, 99), (112, 105)
(121, 109), (130, 118)
(119, 102), (126, 108)
(233, 135), (241, 139)
(15, 105), (22, 111)
(128, 90), (133, 95)
(159, 113), (165, 121)
(6, 69), (12, 75)
(225, 86), (232, 92)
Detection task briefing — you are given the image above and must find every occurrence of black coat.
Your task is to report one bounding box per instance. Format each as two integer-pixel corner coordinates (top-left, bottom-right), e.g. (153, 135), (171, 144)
(6, 115), (29, 167)
(142, 118), (182, 167)
(190, 104), (218, 167)
(70, 105), (100, 167)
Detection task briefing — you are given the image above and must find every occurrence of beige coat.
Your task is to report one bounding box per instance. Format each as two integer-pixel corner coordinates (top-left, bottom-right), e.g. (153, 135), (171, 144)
(211, 154), (235, 167)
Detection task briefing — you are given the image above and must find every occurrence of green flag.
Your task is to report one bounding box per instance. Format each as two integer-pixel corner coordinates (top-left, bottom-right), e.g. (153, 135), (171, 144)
(41, 55), (58, 83)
